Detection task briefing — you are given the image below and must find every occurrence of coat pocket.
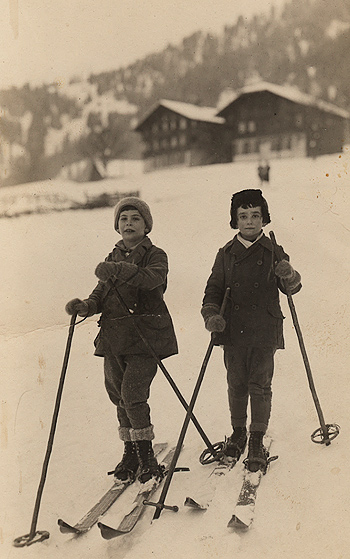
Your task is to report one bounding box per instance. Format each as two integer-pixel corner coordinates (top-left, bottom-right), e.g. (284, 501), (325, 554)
(267, 300), (285, 320)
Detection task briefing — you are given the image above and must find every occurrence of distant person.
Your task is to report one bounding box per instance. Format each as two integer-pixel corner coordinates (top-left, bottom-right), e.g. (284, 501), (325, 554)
(65, 197), (178, 483)
(201, 189), (301, 472)
(258, 161), (270, 185)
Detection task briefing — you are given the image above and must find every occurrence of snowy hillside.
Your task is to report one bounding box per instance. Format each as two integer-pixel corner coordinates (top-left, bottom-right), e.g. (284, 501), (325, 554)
(1, 152), (349, 559)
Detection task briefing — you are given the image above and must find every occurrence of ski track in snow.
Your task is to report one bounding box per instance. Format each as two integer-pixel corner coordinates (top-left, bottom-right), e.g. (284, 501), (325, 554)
(1, 152), (349, 559)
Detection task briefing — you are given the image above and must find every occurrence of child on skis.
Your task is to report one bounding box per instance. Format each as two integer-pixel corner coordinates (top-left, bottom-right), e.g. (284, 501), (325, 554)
(201, 189), (301, 473)
(65, 197), (178, 483)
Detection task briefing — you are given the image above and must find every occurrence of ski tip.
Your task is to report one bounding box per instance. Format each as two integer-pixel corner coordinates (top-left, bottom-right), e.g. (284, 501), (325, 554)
(57, 519), (82, 535)
(154, 442), (168, 454)
(227, 515), (250, 531)
(184, 497), (207, 510)
(98, 522), (125, 540)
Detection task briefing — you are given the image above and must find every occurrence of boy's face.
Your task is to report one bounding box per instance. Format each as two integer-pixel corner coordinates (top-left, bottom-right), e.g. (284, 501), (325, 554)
(236, 205), (263, 241)
(118, 209), (147, 247)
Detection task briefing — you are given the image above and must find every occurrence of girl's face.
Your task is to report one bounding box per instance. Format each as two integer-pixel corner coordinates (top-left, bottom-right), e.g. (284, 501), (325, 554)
(118, 209), (147, 247)
(236, 205), (263, 240)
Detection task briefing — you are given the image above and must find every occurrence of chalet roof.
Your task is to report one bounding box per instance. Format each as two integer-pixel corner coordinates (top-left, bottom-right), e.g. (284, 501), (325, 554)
(217, 81), (350, 119)
(135, 99), (225, 130)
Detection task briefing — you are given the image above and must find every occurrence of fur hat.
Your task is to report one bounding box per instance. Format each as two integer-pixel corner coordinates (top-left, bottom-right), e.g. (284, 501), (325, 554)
(114, 196), (153, 233)
(230, 189), (271, 229)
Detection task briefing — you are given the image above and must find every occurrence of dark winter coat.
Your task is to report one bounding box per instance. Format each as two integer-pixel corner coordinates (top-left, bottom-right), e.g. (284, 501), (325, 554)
(85, 237), (178, 359)
(202, 233), (301, 349)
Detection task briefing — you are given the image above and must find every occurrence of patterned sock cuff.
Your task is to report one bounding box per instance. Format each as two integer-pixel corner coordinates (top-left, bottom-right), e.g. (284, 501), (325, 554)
(130, 425), (155, 441)
(118, 427), (132, 441)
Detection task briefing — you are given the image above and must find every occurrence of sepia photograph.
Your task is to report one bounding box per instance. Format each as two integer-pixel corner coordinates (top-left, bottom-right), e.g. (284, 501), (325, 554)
(1, 1), (349, 558)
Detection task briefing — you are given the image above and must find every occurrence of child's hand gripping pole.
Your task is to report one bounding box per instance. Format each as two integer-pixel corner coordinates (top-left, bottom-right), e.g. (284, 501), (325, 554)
(269, 231), (340, 446)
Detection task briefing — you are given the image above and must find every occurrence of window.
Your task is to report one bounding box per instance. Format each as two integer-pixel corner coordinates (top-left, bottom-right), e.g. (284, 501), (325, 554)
(170, 136), (178, 148)
(271, 137), (282, 151)
(248, 121), (256, 133)
(179, 118), (187, 129)
(238, 121), (246, 134)
(283, 136), (292, 150)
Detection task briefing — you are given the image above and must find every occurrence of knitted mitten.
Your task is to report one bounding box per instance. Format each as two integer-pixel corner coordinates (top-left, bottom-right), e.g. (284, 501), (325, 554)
(201, 303), (226, 332)
(65, 298), (89, 316)
(95, 261), (121, 282)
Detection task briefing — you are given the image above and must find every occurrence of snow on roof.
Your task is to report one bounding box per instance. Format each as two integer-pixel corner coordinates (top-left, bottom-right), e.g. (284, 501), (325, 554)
(135, 99), (225, 129)
(218, 81), (350, 119)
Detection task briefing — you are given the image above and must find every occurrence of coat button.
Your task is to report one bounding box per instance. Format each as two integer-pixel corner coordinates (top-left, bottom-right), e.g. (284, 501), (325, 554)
(234, 304), (240, 310)
(234, 282), (240, 287)
(252, 304), (257, 310)
(254, 282), (259, 288)
(257, 260), (263, 265)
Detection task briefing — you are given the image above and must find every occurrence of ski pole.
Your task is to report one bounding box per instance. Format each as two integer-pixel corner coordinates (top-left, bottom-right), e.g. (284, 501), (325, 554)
(111, 283), (222, 460)
(13, 313), (78, 547)
(269, 231), (340, 445)
(149, 288), (230, 520)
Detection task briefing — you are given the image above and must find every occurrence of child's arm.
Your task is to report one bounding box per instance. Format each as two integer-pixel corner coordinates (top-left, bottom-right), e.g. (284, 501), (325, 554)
(65, 279), (107, 317)
(94, 248), (168, 291)
(201, 249), (227, 332)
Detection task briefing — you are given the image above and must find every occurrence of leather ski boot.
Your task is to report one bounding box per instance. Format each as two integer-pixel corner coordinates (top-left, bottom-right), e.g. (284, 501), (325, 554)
(245, 431), (269, 473)
(223, 427), (247, 461)
(134, 440), (164, 483)
(113, 441), (139, 482)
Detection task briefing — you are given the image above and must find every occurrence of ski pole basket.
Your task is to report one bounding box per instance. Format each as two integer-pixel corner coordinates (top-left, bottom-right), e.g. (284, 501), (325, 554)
(199, 441), (225, 465)
(311, 424), (340, 444)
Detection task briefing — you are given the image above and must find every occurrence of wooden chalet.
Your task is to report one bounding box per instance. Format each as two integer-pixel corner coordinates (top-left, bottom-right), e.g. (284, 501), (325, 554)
(134, 99), (231, 172)
(217, 82), (350, 161)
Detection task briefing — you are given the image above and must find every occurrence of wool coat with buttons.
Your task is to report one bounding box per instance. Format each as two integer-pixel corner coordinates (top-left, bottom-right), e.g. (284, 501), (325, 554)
(202, 233), (300, 349)
(84, 236), (178, 359)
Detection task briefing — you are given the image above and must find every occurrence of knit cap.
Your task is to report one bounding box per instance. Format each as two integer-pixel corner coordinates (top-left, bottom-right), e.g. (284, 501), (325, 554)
(114, 196), (153, 233)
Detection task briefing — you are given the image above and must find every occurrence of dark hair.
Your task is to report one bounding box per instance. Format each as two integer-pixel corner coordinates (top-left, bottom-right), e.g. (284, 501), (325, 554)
(230, 189), (271, 229)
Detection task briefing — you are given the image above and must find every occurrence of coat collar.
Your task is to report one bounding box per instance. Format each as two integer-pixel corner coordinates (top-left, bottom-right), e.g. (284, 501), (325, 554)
(223, 232), (272, 257)
(115, 236), (152, 264)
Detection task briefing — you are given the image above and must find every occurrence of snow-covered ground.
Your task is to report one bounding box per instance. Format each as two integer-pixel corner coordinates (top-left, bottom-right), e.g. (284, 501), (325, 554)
(1, 152), (349, 559)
